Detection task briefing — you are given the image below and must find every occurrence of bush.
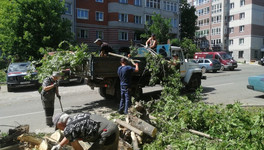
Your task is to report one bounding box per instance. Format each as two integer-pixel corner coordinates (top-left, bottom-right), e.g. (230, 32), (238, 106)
(0, 69), (6, 83)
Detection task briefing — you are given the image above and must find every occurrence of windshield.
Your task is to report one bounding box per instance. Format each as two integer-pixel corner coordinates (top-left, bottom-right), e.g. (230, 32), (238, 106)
(8, 63), (33, 72)
(219, 53), (232, 60)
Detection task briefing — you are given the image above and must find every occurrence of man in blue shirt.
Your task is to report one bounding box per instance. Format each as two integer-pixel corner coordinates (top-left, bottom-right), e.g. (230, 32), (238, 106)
(117, 58), (139, 114)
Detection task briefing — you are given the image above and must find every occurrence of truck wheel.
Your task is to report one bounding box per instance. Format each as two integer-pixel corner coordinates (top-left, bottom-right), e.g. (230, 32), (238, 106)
(229, 67), (234, 71)
(213, 69), (217, 73)
(99, 87), (113, 99)
(7, 85), (13, 92)
(186, 74), (201, 91)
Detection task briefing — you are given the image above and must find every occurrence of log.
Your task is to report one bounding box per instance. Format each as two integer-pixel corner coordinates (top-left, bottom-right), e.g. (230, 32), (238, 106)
(129, 116), (157, 137)
(49, 130), (63, 142)
(136, 134), (142, 144)
(131, 131), (140, 150)
(39, 139), (49, 150)
(17, 134), (42, 145)
(188, 129), (222, 142)
(114, 119), (143, 136)
(108, 52), (140, 65)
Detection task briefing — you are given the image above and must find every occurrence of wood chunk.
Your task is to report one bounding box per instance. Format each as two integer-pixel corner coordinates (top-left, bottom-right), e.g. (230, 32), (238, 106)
(17, 134), (42, 145)
(118, 137), (133, 150)
(131, 131), (140, 150)
(114, 119), (143, 136)
(129, 116), (157, 137)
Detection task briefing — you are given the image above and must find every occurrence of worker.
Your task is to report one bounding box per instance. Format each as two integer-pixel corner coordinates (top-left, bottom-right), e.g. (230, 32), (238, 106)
(51, 112), (119, 150)
(170, 54), (180, 69)
(145, 33), (157, 51)
(94, 38), (114, 57)
(40, 71), (62, 127)
(117, 58), (139, 115)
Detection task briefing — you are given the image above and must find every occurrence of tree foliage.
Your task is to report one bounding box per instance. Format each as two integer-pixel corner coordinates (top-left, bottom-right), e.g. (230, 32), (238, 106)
(180, 0), (198, 40)
(141, 13), (172, 44)
(0, 0), (73, 61)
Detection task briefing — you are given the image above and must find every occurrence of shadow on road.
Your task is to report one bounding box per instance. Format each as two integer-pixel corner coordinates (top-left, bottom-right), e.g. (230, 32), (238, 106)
(63, 90), (162, 115)
(255, 95), (264, 99)
(202, 86), (216, 94)
(11, 86), (39, 93)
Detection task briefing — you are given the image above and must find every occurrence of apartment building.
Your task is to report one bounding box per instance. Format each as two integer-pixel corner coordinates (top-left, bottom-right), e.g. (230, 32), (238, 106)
(189, 0), (264, 62)
(76, 0), (180, 51)
(62, 0), (76, 37)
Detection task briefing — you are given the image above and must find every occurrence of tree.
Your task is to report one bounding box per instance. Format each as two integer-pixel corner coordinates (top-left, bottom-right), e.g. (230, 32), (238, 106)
(180, 0), (198, 40)
(0, 0), (73, 61)
(141, 13), (172, 44)
(181, 37), (199, 58)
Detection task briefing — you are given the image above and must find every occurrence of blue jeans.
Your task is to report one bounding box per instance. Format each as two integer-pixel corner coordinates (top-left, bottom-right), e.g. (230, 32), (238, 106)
(119, 86), (131, 114)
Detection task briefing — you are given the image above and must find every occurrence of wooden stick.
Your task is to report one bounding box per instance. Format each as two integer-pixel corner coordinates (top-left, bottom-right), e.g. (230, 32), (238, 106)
(108, 52), (140, 65)
(17, 134), (42, 145)
(188, 129), (222, 142)
(131, 131), (140, 150)
(114, 119), (143, 136)
(129, 116), (157, 138)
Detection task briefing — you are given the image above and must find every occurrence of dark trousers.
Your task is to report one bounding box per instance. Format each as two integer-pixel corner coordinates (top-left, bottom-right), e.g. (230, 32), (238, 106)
(119, 86), (131, 114)
(41, 94), (55, 126)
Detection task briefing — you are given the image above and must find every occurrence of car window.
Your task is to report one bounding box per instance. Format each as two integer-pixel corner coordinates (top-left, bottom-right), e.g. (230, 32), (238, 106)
(205, 54), (213, 59)
(198, 59), (203, 63)
(8, 63), (32, 72)
(205, 60), (210, 63)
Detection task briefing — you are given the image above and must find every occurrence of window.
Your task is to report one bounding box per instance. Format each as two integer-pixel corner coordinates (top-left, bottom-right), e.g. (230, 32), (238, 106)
(240, 0), (245, 6)
(163, 1), (177, 12)
(96, 31), (103, 39)
(212, 15), (221, 23)
(96, 0), (103, 2)
(240, 13), (245, 19)
(119, 13), (128, 22)
(135, 0), (141, 6)
(146, 0), (160, 9)
(134, 32), (141, 41)
(171, 18), (177, 28)
(239, 38), (244, 45)
(96, 12), (104, 21)
(65, 3), (72, 15)
(239, 25), (244, 32)
(77, 9), (89, 19)
(212, 3), (222, 14)
(211, 28), (221, 35)
(230, 3), (234, 9)
(134, 16), (142, 24)
(229, 27), (234, 33)
(145, 15), (153, 24)
(238, 51), (244, 58)
(119, 31), (128, 40)
(229, 39), (233, 45)
(229, 15), (234, 21)
(77, 29), (88, 38)
(119, 0), (128, 4)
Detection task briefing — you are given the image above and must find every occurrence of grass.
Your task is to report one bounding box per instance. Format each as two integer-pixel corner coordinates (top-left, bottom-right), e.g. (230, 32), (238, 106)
(0, 69), (6, 83)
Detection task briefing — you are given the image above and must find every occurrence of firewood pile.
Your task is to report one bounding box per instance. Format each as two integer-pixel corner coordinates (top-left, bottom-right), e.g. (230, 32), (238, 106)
(116, 101), (157, 150)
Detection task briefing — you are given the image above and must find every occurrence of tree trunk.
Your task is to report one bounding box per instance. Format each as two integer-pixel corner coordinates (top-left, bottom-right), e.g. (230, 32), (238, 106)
(129, 116), (157, 137)
(114, 119), (143, 136)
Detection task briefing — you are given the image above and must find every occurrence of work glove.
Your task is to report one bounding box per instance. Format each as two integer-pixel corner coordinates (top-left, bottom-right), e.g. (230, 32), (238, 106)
(57, 95), (61, 99)
(53, 82), (59, 88)
(51, 144), (61, 150)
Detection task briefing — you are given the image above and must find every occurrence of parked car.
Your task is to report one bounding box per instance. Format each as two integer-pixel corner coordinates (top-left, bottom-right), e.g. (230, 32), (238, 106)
(247, 74), (264, 92)
(59, 68), (84, 84)
(195, 59), (221, 73)
(6, 62), (39, 92)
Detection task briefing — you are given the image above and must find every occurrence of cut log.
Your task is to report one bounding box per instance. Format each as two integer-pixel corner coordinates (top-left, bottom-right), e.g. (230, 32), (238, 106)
(49, 130), (63, 142)
(129, 116), (157, 137)
(39, 139), (49, 150)
(114, 119), (143, 136)
(131, 131), (140, 150)
(17, 134), (42, 145)
(136, 134), (142, 144)
(0, 125), (29, 148)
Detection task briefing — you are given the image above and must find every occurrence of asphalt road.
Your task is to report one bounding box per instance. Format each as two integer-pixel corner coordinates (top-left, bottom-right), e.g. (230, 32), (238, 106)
(0, 63), (263, 133)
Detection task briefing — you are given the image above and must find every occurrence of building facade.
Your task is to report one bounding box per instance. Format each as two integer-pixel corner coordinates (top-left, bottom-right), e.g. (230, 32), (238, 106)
(62, 0), (76, 38)
(76, 0), (180, 51)
(189, 0), (264, 62)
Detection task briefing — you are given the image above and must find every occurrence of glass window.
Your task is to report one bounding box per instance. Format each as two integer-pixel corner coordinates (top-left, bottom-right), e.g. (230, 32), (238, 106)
(171, 18), (177, 28)
(229, 15), (234, 21)
(135, 0), (141, 6)
(229, 27), (234, 33)
(96, 31), (103, 39)
(77, 9), (89, 19)
(119, 31), (128, 40)
(239, 38), (244, 45)
(77, 29), (88, 38)
(119, 14), (128, 22)
(229, 39), (233, 45)
(238, 51), (244, 58)
(65, 3), (72, 15)
(240, 0), (245, 6)
(239, 25), (244, 32)
(146, 0), (160, 9)
(96, 0), (103, 2)
(134, 16), (142, 24)
(230, 3), (234, 9)
(145, 15), (153, 24)
(120, 0), (128, 4)
(240, 13), (245, 19)
(96, 12), (104, 21)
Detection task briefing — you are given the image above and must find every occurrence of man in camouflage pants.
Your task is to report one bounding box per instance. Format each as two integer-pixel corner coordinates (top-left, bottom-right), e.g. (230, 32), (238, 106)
(51, 113), (119, 150)
(41, 71), (61, 127)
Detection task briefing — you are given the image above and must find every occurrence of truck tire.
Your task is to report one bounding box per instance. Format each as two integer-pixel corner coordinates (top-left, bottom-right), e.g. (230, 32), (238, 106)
(186, 74), (201, 91)
(99, 87), (113, 99)
(7, 85), (13, 92)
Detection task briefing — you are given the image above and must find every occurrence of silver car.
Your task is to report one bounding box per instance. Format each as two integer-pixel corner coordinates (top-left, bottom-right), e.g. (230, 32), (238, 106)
(196, 59), (221, 73)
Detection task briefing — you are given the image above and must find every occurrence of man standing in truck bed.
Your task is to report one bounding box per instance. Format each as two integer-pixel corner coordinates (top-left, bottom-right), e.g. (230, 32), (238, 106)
(94, 38), (114, 57)
(117, 58), (139, 114)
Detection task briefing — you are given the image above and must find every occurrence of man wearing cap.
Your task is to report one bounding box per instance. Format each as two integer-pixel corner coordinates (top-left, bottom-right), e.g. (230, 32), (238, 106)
(51, 112), (119, 150)
(94, 38), (114, 57)
(41, 71), (62, 127)
(145, 33), (157, 51)
(117, 58), (139, 115)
